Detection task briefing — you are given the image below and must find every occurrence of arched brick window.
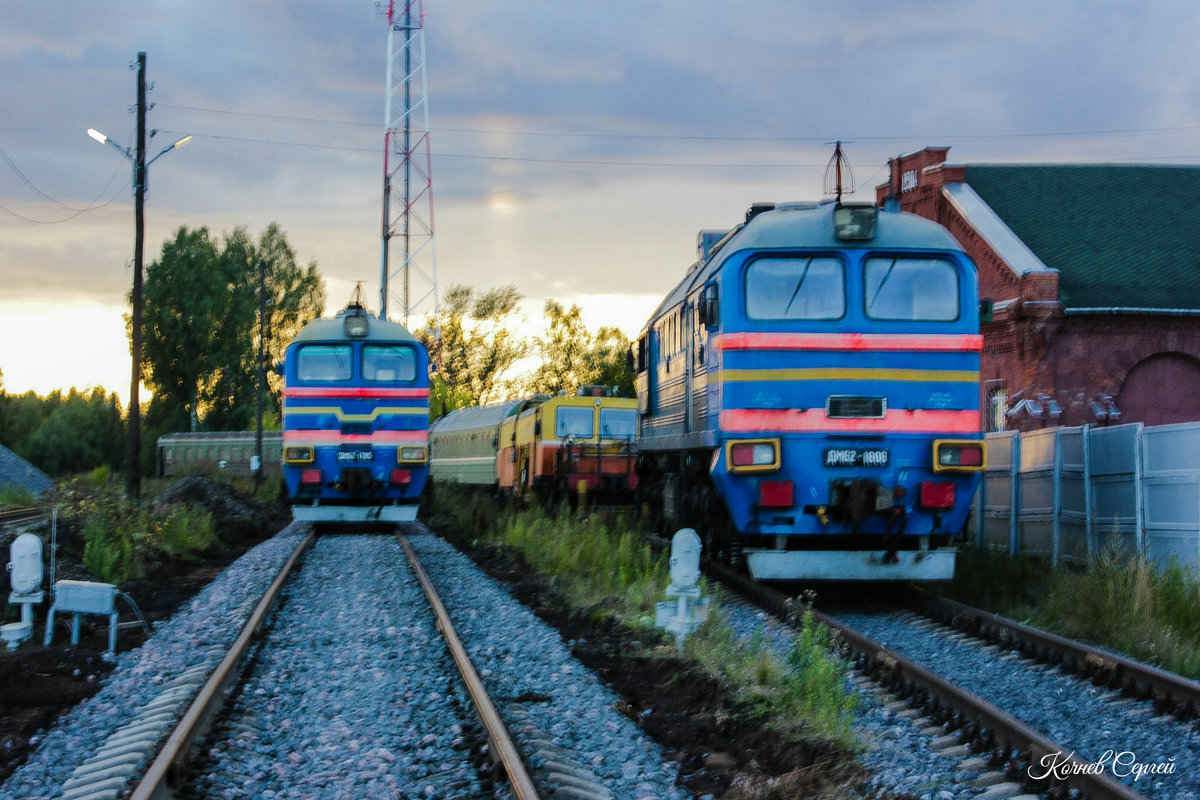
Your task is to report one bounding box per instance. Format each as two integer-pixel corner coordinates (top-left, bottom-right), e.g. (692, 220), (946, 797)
(1117, 353), (1200, 426)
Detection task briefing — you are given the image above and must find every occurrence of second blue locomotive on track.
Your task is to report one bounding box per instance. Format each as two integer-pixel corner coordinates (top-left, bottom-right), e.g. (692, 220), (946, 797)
(635, 200), (986, 580)
(280, 300), (430, 523)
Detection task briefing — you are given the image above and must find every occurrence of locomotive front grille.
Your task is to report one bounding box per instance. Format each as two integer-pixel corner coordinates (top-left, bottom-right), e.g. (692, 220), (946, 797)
(826, 395), (886, 419)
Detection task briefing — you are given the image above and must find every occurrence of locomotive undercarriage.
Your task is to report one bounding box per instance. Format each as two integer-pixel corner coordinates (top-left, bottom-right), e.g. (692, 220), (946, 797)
(637, 449), (959, 580)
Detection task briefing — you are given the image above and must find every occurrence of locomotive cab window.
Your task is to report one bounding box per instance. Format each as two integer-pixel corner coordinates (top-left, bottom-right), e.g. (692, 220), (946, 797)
(556, 406), (595, 439)
(864, 257), (960, 321)
(363, 344), (417, 382)
(296, 344), (352, 382)
(745, 256), (844, 320)
(599, 407), (636, 439)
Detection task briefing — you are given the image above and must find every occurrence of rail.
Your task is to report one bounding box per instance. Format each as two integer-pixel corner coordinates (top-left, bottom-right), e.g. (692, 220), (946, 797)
(129, 529), (315, 800)
(702, 558), (1149, 800)
(914, 589), (1200, 719)
(398, 534), (542, 800)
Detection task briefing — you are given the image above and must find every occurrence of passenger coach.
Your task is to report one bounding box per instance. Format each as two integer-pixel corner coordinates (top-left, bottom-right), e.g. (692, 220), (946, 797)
(635, 200), (986, 580)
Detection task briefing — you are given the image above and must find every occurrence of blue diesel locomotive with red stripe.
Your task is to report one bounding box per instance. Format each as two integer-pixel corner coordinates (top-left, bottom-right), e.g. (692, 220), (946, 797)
(280, 301), (430, 523)
(635, 200), (986, 580)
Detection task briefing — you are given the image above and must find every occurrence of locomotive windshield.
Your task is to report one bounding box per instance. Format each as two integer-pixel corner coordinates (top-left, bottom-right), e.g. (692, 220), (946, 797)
(864, 256), (959, 321)
(599, 407), (636, 439)
(556, 406), (595, 439)
(296, 345), (352, 382)
(745, 256), (845, 320)
(363, 344), (418, 382)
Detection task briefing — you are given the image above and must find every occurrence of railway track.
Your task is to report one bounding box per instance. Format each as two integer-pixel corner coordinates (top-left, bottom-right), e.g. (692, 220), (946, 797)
(0, 506), (50, 530)
(705, 558), (1199, 800)
(8, 524), (686, 800)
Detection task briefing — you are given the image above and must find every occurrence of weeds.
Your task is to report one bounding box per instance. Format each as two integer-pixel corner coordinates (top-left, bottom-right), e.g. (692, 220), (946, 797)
(432, 486), (859, 744)
(948, 544), (1200, 680)
(66, 486), (219, 585)
(0, 485), (36, 509)
(1040, 546), (1200, 678)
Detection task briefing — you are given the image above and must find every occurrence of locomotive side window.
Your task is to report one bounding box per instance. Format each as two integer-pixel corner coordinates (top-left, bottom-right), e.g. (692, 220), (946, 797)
(363, 344), (417, 382)
(556, 406), (595, 438)
(297, 345), (352, 381)
(864, 257), (959, 321)
(746, 257), (844, 320)
(599, 407), (636, 439)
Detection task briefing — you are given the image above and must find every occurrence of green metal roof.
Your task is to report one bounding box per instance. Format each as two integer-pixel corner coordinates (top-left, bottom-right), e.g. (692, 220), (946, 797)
(963, 164), (1200, 310)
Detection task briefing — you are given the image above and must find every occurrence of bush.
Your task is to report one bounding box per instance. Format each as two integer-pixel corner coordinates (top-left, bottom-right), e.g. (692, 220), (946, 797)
(72, 488), (219, 586)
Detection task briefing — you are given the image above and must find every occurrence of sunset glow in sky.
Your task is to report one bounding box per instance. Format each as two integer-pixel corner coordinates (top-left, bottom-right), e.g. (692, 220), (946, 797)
(4, 1), (1199, 406)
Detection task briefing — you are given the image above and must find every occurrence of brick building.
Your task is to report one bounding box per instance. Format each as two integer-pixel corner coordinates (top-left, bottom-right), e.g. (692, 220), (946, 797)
(876, 148), (1200, 431)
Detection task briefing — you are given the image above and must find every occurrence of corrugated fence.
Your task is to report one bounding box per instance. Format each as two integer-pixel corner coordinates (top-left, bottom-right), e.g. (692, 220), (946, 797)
(975, 421), (1200, 569)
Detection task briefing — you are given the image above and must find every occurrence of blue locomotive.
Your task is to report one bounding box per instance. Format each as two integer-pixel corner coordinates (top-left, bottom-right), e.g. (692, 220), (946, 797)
(635, 200), (985, 580)
(280, 300), (430, 523)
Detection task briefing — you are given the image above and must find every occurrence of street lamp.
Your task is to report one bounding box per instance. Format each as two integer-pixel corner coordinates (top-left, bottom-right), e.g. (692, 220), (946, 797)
(86, 53), (191, 500)
(87, 128), (192, 180)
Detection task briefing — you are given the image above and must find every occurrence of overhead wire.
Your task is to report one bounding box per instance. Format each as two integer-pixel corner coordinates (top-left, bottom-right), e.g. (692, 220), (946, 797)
(155, 102), (1200, 145)
(0, 139), (130, 224)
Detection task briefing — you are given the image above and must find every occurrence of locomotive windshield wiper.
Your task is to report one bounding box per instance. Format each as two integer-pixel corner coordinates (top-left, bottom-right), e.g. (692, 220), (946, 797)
(868, 257), (900, 311)
(783, 257), (815, 315)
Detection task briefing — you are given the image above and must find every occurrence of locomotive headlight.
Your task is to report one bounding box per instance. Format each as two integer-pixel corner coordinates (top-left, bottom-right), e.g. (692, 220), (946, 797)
(726, 439), (780, 473)
(398, 446), (428, 464)
(932, 440), (986, 473)
(284, 445), (314, 465)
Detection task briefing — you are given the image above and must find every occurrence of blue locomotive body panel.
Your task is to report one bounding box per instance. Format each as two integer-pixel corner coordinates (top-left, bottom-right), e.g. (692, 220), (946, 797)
(636, 202), (985, 580)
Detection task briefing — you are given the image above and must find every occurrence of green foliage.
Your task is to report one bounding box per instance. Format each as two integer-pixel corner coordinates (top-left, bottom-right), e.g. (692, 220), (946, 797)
(948, 544), (1200, 680)
(89, 465), (111, 486)
(421, 284), (529, 407)
(0, 485), (36, 509)
(1, 388), (125, 477)
(73, 488), (219, 585)
(525, 300), (635, 397)
(1039, 547), (1200, 678)
(142, 223), (324, 435)
(30, 389), (124, 475)
(432, 486), (858, 745)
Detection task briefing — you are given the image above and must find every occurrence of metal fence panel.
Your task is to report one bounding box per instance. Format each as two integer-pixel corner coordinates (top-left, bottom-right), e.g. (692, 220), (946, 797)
(1141, 423), (1200, 569)
(981, 432), (1016, 552)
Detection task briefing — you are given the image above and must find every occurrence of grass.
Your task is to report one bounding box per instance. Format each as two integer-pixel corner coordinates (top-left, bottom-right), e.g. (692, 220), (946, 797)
(432, 486), (859, 745)
(0, 485), (37, 510)
(946, 544), (1200, 680)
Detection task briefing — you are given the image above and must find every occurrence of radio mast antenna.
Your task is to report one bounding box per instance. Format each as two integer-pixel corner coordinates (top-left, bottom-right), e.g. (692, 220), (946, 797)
(379, 1), (439, 329)
(823, 140), (856, 202)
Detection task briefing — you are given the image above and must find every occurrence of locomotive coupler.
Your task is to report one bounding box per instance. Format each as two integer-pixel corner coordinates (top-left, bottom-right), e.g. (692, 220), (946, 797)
(881, 494), (908, 565)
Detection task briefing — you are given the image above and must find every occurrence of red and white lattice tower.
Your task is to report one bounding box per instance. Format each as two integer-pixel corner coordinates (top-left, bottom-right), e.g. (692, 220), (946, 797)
(379, 0), (439, 327)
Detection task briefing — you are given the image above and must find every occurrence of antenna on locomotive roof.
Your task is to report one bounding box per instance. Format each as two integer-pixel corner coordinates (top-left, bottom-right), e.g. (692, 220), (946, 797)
(348, 282), (369, 312)
(823, 140), (856, 202)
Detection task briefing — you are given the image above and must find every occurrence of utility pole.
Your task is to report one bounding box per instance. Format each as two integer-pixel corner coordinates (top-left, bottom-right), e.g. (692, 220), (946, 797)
(254, 259), (267, 489)
(88, 52), (190, 500)
(128, 51), (148, 501)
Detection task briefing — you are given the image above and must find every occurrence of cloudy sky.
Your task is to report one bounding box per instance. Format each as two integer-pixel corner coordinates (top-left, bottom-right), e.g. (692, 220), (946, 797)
(2, 0), (1198, 403)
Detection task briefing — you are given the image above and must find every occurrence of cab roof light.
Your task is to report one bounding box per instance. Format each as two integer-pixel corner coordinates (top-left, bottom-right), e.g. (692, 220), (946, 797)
(343, 311), (370, 338)
(833, 203), (877, 241)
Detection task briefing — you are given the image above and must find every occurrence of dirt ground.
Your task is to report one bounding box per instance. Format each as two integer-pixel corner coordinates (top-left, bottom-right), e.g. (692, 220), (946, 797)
(453, 541), (872, 800)
(0, 477), (286, 786)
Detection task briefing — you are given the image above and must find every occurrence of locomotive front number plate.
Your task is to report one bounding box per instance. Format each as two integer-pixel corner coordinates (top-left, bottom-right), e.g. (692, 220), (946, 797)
(823, 448), (889, 468)
(336, 450), (375, 463)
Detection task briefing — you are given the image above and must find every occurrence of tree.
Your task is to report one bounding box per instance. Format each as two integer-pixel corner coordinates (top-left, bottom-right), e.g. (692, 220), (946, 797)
(141, 224), (324, 435)
(420, 284), (529, 413)
(25, 389), (124, 475)
(526, 301), (635, 397)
